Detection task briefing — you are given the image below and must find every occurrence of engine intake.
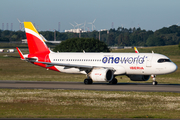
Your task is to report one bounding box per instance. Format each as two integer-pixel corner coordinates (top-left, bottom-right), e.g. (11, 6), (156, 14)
(89, 68), (114, 82)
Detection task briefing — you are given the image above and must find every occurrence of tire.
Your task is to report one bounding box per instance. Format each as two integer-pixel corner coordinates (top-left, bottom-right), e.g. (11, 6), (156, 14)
(89, 79), (93, 84)
(84, 79), (89, 84)
(84, 79), (93, 84)
(109, 78), (118, 85)
(152, 81), (158, 85)
(112, 78), (117, 84)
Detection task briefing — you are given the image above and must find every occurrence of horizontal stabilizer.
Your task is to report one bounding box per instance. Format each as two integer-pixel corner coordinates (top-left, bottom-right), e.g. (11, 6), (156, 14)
(16, 47), (24, 60)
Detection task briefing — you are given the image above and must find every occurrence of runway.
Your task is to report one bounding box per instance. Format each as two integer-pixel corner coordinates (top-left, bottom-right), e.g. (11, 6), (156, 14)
(0, 80), (180, 92)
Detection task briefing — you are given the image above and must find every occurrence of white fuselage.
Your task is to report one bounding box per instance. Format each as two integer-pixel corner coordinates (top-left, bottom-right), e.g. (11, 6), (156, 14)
(48, 52), (177, 75)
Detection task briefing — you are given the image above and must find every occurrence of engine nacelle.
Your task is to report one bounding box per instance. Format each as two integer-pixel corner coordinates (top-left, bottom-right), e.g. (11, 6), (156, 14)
(89, 68), (114, 82)
(127, 75), (150, 81)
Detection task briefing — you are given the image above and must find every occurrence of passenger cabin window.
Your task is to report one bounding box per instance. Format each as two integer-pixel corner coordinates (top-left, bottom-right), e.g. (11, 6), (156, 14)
(158, 59), (171, 63)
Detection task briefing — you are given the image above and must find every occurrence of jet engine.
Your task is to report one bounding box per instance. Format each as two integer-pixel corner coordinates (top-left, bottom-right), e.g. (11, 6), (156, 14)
(89, 68), (114, 82)
(127, 75), (150, 81)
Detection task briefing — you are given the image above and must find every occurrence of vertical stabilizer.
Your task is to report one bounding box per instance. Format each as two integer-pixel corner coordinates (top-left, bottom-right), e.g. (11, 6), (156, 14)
(24, 22), (50, 54)
(134, 47), (139, 53)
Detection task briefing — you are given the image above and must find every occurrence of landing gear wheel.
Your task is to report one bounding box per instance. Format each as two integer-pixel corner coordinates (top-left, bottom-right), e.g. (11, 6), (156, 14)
(109, 78), (118, 85)
(89, 79), (93, 84)
(84, 79), (93, 84)
(152, 81), (158, 85)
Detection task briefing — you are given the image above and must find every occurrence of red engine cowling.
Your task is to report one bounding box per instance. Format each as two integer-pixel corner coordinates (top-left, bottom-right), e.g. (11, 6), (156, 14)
(127, 75), (150, 81)
(89, 68), (114, 82)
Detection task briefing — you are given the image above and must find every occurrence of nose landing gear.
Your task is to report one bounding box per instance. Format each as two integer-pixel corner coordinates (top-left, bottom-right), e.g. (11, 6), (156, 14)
(151, 75), (158, 85)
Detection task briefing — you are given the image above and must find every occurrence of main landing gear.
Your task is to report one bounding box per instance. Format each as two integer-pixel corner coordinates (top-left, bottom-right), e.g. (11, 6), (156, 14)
(151, 75), (158, 85)
(84, 79), (93, 84)
(84, 78), (118, 85)
(109, 78), (118, 85)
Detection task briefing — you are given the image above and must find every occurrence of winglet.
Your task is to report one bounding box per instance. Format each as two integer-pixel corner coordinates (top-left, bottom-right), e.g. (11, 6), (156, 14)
(16, 47), (25, 60)
(134, 47), (139, 53)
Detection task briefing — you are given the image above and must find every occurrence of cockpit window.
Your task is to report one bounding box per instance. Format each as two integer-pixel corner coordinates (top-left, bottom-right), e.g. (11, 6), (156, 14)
(158, 59), (171, 63)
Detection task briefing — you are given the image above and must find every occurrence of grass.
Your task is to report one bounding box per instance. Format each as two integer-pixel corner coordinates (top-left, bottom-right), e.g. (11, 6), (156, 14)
(0, 89), (180, 118)
(0, 42), (28, 48)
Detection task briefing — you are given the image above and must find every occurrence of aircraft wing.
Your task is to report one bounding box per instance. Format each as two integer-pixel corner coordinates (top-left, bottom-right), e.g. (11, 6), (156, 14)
(33, 61), (93, 69)
(31, 61), (115, 71)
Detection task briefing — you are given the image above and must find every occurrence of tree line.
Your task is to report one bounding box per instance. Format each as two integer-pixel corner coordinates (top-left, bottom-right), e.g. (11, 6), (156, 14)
(54, 38), (110, 52)
(0, 25), (180, 47)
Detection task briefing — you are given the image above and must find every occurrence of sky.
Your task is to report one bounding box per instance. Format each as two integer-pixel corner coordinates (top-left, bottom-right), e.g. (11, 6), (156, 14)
(0, 0), (180, 32)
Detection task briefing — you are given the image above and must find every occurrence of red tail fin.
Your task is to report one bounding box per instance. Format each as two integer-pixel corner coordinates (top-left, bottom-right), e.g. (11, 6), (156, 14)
(24, 22), (50, 54)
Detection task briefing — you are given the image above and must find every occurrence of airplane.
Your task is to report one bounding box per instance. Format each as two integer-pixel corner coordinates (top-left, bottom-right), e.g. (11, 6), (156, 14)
(16, 22), (177, 85)
(40, 34), (61, 44)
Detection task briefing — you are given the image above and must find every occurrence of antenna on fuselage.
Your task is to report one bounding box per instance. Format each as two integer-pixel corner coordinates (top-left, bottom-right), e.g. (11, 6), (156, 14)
(83, 50), (85, 53)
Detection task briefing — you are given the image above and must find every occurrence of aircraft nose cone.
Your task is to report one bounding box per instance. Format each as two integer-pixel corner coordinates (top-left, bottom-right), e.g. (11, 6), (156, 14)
(168, 63), (178, 73)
